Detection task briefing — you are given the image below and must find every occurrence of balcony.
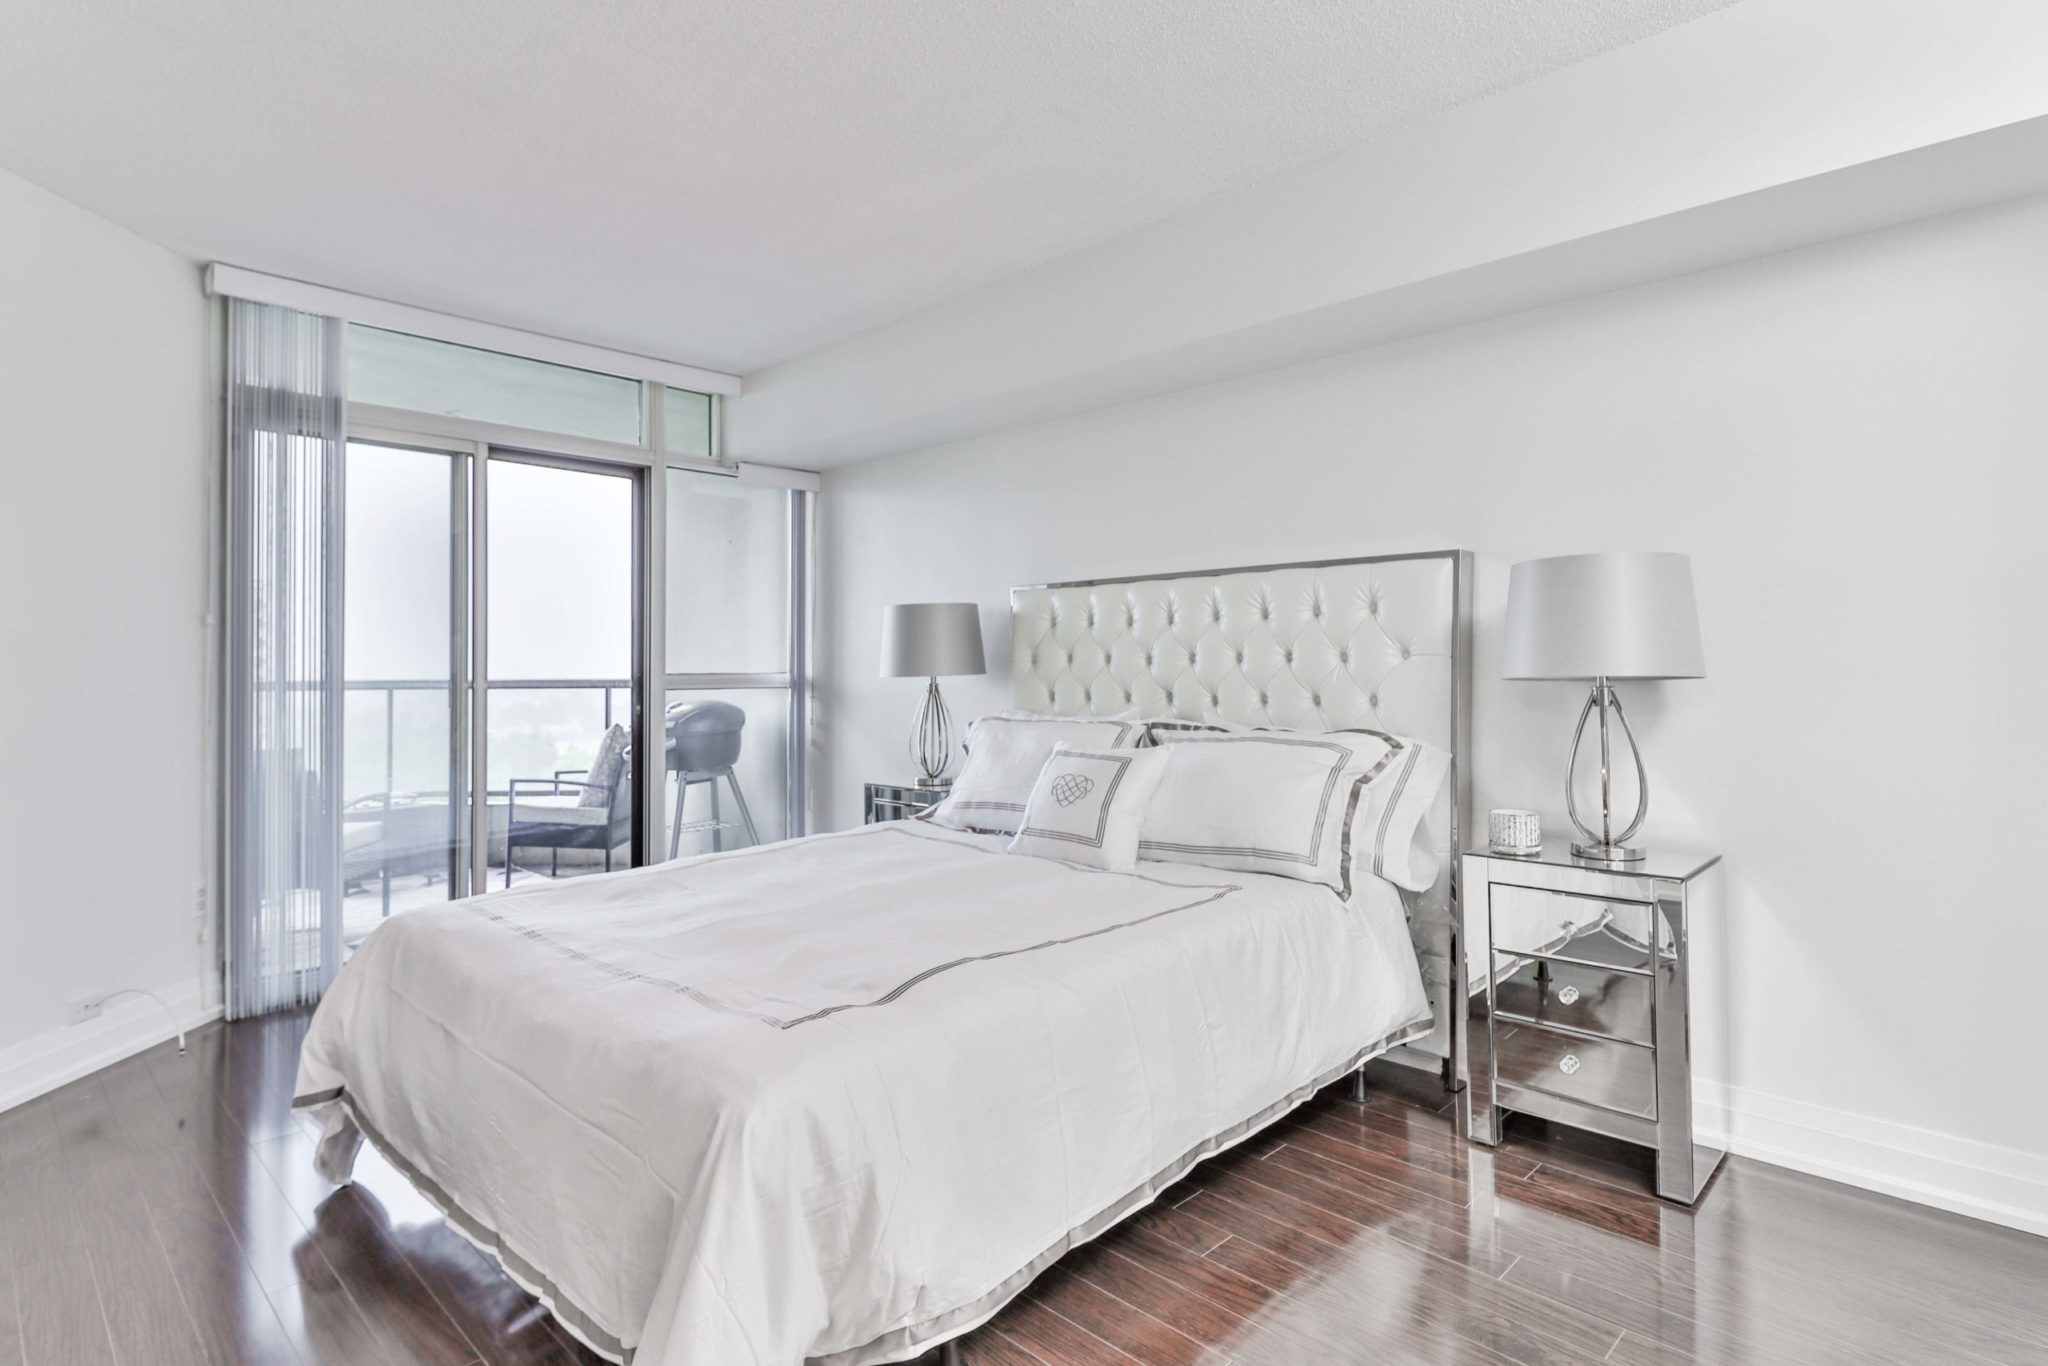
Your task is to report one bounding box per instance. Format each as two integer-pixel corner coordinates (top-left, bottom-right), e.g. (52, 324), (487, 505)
(340, 676), (787, 949)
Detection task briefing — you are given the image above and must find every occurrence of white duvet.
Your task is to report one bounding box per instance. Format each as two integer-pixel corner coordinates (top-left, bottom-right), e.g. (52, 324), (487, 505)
(295, 821), (1432, 1365)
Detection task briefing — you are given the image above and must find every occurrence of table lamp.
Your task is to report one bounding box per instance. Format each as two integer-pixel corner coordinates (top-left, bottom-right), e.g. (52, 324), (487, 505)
(880, 602), (986, 787)
(1502, 552), (1704, 862)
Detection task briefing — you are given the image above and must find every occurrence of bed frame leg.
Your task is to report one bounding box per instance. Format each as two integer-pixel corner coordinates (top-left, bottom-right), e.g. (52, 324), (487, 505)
(941, 1341), (965, 1366)
(1347, 1068), (1370, 1103)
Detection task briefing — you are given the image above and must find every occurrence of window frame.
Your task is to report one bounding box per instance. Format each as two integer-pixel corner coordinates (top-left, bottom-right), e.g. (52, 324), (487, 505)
(349, 359), (814, 864)
(660, 465), (812, 844)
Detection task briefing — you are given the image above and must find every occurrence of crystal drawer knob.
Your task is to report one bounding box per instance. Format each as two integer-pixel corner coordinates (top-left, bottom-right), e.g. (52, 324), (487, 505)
(1558, 1054), (1582, 1076)
(1557, 985), (1581, 1006)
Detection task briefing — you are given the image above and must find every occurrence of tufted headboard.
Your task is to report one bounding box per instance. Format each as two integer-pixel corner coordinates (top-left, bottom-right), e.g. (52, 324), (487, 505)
(1009, 550), (1474, 1079)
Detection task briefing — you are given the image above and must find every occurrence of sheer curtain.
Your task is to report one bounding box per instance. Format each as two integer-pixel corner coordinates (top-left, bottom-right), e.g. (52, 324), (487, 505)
(223, 298), (347, 1018)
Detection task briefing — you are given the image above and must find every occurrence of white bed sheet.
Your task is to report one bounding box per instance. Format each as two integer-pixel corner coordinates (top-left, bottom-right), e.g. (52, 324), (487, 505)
(295, 821), (1431, 1365)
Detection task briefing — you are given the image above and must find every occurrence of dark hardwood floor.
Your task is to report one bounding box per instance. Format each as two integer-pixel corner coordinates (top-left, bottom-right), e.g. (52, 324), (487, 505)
(3, 1011), (2044, 1365)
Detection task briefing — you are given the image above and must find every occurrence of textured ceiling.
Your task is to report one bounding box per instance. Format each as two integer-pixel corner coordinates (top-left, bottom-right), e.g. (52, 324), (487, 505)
(0, 0), (1736, 373)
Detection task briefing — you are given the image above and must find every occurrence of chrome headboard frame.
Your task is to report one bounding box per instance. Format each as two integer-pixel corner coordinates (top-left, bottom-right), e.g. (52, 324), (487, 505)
(1009, 550), (1474, 1099)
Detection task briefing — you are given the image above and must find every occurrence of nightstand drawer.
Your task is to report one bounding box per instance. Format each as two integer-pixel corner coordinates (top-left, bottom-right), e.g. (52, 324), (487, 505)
(1488, 883), (1655, 970)
(1492, 956), (1653, 1047)
(1496, 1021), (1656, 1121)
(870, 797), (928, 820)
(865, 782), (949, 824)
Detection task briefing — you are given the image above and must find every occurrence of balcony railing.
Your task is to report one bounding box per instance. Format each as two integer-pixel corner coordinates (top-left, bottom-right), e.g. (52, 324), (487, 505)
(338, 674), (784, 934)
(344, 675), (630, 806)
(341, 677), (629, 926)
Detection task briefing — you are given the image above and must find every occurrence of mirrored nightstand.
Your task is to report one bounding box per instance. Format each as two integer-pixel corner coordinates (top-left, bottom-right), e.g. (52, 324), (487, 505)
(1461, 841), (1726, 1204)
(864, 781), (949, 824)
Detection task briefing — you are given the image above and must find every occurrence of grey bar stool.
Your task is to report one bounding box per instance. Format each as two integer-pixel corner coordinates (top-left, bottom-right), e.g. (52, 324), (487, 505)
(665, 700), (761, 858)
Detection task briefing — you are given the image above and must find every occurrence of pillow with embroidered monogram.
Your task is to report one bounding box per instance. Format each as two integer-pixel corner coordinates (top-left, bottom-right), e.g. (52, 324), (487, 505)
(1141, 721), (1448, 895)
(1006, 743), (1172, 872)
(926, 713), (1146, 835)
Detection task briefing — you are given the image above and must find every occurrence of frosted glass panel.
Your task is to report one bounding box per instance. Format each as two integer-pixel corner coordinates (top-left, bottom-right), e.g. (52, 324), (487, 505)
(663, 387), (713, 457)
(663, 687), (789, 858)
(349, 325), (642, 445)
(666, 470), (788, 674)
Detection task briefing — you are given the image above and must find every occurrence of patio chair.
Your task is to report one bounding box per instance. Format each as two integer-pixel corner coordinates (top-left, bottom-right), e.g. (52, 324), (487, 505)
(342, 792), (457, 900)
(504, 724), (633, 886)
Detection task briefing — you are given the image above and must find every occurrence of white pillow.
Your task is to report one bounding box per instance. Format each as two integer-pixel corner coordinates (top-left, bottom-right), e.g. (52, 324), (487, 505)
(1007, 743), (1171, 872)
(927, 713), (1146, 835)
(1143, 721), (1448, 894)
(1353, 738), (1450, 893)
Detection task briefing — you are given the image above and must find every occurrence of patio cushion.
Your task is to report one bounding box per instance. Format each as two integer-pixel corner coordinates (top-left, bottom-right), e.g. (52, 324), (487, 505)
(581, 725), (629, 808)
(509, 794), (614, 828)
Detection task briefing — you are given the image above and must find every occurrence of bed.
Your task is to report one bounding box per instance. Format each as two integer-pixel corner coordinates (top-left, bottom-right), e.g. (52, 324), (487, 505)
(294, 550), (1477, 1365)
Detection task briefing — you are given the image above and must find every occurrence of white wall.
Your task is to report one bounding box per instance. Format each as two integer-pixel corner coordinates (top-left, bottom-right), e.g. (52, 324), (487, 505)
(816, 192), (2048, 1234)
(0, 164), (215, 1104)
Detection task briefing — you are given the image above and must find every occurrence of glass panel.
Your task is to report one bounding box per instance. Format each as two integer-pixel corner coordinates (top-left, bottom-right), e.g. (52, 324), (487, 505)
(661, 687), (789, 859)
(349, 324), (642, 445)
(490, 460), (635, 681)
(341, 441), (465, 942)
(485, 686), (615, 794)
(663, 387), (713, 457)
(486, 457), (638, 886)
(665, 469), (789, 674)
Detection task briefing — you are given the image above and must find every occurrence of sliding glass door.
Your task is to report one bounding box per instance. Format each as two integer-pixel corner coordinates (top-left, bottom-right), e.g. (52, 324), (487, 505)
(338, 441), (648, 944)
(338, 432), (810, 941)
(484, 454), (642, 888)
(238, 319), (799, 1008)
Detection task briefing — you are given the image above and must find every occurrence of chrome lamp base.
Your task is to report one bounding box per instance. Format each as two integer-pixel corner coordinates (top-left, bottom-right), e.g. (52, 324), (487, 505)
(909, 676), (955, 786)
(1564, 677), (1649, 863)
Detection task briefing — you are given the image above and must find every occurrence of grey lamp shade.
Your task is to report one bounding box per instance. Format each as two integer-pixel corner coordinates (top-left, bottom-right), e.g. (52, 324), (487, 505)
(880, 602), (987, 678)
(1502, 552), (1705, 681)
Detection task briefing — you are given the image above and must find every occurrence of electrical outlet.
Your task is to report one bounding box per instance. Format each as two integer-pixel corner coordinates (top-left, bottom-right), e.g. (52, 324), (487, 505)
(68, 995), (105, 1026)
(194, 880), (209, 943)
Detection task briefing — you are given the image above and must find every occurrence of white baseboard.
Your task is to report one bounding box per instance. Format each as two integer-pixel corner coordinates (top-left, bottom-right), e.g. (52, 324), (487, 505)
(1695, 1079), (2048, 1240)
(0, 978), (222, 1115)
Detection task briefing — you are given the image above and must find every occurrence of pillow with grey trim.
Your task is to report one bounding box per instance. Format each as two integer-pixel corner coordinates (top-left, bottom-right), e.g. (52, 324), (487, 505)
(926, 713), (1147, 835)
(1007, 743), (1171, 872)
(1145, 720), (1447, 893)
